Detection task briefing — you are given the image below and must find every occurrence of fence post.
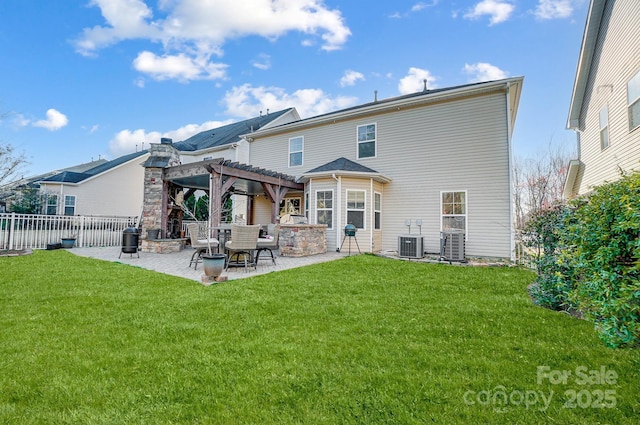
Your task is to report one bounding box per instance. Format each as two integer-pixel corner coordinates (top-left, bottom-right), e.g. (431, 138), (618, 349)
(79, 216), (85, 248)
(8, 212), (15, 250)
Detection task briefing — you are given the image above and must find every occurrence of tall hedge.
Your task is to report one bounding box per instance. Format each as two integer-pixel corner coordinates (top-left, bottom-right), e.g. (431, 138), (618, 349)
(525, 171), (640, 348)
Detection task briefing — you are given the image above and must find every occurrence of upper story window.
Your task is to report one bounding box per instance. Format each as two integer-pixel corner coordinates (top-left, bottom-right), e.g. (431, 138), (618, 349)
(599, 105), (610, 150)
(64, 195), (76, 216)
(289, 136), (303, 167)
(628, 71), (640, 131)
(357, 123), (376, 159)
(316, 190), (333, 229)
(441, 191), (466, 233)
(347, 190), (366, 229)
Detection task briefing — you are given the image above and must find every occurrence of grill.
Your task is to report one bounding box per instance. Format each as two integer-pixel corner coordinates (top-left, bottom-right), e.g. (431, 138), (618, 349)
(120, 227), (140, 258)
(340, 224), (361, 255)
(344, 223), (357, 237)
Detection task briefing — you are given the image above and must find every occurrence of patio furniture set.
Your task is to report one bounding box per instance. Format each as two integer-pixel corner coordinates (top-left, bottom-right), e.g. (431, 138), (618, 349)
(187, 223), (280, 272)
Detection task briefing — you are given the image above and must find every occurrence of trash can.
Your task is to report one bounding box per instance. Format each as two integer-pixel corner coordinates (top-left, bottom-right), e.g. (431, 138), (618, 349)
(120, 227), (140, 258)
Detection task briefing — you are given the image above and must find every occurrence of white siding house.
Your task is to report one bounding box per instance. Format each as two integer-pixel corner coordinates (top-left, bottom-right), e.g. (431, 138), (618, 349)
(247, 78), (524, 259)
(39, 151), (149, 217)
(565, 0), (640, 197)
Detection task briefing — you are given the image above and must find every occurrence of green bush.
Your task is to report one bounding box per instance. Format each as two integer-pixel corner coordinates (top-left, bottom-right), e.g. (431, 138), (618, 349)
(564, 172), (640, 348)
(523, 171), (640, 348)
(523, 203), (577, 311)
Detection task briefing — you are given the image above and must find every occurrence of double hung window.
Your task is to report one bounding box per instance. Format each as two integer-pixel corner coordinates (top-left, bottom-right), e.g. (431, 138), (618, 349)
(441, 191), (466, 232)
(599, 105), (610, 150)
(64, 195), (76, 216)
(357, 124), (376, 159)
(316, 190), (333, 229)
(374, 192), (381, 230)
(628, 71), (640, 131)
(289, 136), (303, 167)
(347, 190), (365, 229)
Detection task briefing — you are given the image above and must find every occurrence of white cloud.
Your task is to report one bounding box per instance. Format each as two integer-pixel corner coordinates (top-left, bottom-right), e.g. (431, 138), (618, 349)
(463, 62), (509, 82)
(390, 1), (438, 18)
(222, 84), (358, 119)
(534, 0), (574, 20)
(252, 53), (271, 71)
(33, 109), (69, 131)
(75, 0), (351, 81)
(133, 51), (227, 81)
(464, 0), (515, 25)
(108, 119), (234, 156)
(340, 70), (365, 87)
(398, 67), (437, 95)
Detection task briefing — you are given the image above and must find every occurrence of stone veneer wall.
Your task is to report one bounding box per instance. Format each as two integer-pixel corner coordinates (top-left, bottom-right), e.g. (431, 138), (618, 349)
(141, 139), (181, 242)
(278, 224), (327, 257)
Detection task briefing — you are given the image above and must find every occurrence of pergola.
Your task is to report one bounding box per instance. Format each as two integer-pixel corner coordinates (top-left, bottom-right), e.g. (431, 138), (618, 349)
(162, 158), (304, 231)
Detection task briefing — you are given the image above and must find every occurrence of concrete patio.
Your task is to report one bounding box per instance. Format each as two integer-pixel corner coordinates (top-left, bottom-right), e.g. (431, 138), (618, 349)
(70, 246), (351, 282)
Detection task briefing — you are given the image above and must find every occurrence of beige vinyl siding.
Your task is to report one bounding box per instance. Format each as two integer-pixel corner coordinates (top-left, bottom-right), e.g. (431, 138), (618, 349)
(41, 155), (148, 217)
(249, 90), (512, 258)
(576, 0), (640, 194)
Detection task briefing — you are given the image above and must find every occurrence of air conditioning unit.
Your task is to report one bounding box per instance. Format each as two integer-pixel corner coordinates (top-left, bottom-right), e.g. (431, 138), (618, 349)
(439, 230), (465, 262)
(398, 235), (424, 259)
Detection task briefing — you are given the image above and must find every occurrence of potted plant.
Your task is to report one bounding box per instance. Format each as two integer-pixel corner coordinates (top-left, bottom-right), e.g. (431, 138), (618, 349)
(61, 233), (77, 248)
(201, 230), (225, 278)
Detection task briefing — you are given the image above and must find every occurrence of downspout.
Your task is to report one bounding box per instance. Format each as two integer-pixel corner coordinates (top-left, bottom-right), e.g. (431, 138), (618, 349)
(332, 173), (341, 252)
(59, 184), (64, 215)
(506, 81), (515, 262)
(369, 178), (374, 252)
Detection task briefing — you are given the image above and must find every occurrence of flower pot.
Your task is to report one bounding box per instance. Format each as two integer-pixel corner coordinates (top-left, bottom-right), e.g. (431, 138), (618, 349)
(202, 253), (225, 278)
(61, 238), (76, 249)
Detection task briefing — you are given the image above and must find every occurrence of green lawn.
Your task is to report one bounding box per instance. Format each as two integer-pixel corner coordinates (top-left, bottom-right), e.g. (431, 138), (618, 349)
(1, 251), (638, 424)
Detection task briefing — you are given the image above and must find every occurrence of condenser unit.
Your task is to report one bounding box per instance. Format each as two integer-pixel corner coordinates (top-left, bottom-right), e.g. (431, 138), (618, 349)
(439, 230), (465, 262)
(398, 235), (424, 259)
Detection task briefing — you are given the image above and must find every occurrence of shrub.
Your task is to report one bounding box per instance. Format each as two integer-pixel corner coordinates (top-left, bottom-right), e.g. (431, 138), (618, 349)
(523, 171), (640, 348)
(522, 203), (577, 312)
(564, 172), (640, 348)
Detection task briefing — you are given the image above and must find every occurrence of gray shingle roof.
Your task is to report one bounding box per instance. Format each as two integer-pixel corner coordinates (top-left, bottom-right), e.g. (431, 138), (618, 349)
(305, 157), (380, 174)
(173, 108), (294, 152)
(41, 150), (148, 184)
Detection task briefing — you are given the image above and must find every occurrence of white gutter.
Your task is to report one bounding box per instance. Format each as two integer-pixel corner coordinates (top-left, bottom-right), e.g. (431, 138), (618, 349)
(506, 81), (516, 262)
(332, 173), (341, 252)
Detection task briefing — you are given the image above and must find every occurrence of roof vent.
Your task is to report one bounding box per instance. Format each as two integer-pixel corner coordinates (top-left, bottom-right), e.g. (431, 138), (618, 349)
(374, 90), (378, 102)
(423, 79), (428, 92)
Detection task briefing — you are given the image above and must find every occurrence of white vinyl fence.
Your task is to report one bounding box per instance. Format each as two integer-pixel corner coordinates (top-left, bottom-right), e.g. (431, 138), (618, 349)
(0, 213), (137, 250)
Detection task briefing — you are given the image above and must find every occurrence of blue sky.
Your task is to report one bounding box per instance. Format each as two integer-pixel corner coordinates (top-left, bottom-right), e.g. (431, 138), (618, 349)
(0, 0), (588, 177)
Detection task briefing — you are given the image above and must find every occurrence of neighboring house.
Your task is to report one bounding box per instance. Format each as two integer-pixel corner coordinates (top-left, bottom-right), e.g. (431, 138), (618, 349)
(565, 0), (640, 198)
(246, 77), (524, 259)
(39, 151), (149, 217)
(37, 109), (299, 218)
(0, 158), (107, 213)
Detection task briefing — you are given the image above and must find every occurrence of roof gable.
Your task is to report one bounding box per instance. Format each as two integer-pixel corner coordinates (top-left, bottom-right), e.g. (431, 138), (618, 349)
(305, 157), (379, 174)
(41, 150), (148, 184)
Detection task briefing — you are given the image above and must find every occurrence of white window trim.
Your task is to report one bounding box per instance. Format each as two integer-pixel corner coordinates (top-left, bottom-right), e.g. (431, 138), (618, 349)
(315, 189), (333, 229)
(599, 104), (610, 150)
(374, 191), (382, 230)
(356, 123), (377, 159)
(440, 190), (467, 239)
(289, 136), (304, 167)
(346, 189), (366, 230)
(64, 195), (76, 216)
(628, 70), (640, 132)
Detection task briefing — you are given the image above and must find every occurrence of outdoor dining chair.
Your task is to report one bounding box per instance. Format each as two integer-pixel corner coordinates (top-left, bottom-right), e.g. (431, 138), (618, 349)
(224, 224), (260, 272)
(256, 224), (280, 266)
(187, 222), (219, 270)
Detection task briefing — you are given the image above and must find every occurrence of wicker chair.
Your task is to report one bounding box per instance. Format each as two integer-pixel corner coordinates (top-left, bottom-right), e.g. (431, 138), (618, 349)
(256, 224), (280, 266)
(187, 222), (219, 270)
(224, 224), (260, 272)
